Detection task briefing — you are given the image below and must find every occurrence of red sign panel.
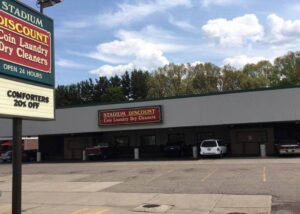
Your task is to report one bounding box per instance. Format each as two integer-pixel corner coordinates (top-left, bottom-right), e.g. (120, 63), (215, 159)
(0, 10), (51, 73)
(99, 106), (162, 126)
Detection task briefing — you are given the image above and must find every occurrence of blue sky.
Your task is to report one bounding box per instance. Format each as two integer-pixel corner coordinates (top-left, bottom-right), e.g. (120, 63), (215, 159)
(22, 0), (300, 85)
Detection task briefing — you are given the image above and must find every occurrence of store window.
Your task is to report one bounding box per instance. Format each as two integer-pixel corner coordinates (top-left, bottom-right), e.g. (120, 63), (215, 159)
(237, 131), (267, 143)
(197, 132), (214, 144)
(141, 135), (156, 146)
(115, 136), (130, 147)
(168, 134), (185, 144)
(66, 137), (90, 149)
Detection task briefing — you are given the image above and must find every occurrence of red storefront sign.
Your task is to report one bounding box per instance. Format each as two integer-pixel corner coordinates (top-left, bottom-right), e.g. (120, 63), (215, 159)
(99, 106), (162, 126)
(0, 10), (51, 73)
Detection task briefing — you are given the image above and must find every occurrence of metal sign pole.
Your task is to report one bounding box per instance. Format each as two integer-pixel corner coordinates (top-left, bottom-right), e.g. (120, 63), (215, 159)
(12, 118), (22, 214)
(40, 4), (43, 14)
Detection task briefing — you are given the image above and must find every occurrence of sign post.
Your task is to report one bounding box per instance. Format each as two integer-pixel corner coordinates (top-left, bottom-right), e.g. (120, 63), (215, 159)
(12, 118), (22, 214)
(0, 0), (57, 213)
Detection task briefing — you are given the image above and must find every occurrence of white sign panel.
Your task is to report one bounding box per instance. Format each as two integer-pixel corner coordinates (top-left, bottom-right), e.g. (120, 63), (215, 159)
(0, 77), (54, 120)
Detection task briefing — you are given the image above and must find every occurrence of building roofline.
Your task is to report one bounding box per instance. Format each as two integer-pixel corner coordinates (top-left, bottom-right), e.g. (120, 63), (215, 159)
(57, 84), (300, 109)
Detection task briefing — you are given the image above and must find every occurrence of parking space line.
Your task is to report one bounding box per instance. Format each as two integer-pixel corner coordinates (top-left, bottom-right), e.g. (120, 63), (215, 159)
(69, 208), (89, 214)
(201, 168), (218, 182)
(69, 208), (110, 214)
(146, 169), (174, 184)
(262, 166), (267, 182)
(93, 208), (110, 214)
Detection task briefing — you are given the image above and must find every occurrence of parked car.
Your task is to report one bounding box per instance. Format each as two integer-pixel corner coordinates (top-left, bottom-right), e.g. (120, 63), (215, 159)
(200, 139), (227, 157)
(0, 150), (30, 163)
(85, 143), (113, 160)
(163, 142), (184, 157)
(276, 139), (300, 155)
(0, 150), (12, 162)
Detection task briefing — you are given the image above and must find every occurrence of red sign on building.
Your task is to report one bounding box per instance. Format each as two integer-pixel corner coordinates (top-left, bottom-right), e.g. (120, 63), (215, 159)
(99, 106), (162, 126)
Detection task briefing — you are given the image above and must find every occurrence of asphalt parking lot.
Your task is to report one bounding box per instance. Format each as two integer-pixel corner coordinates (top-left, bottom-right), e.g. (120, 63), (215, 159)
(0, 158), (300, 213)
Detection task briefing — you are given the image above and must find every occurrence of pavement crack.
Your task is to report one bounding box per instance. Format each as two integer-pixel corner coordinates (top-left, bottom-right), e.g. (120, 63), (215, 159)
(22, 206), (41, 213)
(208, 194), (223, 214)
(145, 193), (161, 204)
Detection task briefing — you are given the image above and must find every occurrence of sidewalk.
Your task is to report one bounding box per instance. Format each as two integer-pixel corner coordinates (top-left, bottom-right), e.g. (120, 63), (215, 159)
(0, 190), (271, 214)
(0, 171), (273, 213)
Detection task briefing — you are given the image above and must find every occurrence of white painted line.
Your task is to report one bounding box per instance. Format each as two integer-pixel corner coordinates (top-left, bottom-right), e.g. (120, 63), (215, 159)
(263, 166), (267, 182)
(69, 208), (89, 214)
(146, 169), (174, 184)
(201, 168), (218, 182)
(69, 208), (110, 214)
(94, 208), (110, 214)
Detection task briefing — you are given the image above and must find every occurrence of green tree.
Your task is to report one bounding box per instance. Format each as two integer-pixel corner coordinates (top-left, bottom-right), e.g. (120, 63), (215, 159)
(242, 60), (273, 89)
(147, 69), (169, 98)
(102, 87), (126, 103)
(121, 71), (131, 99)
(192, 63), (221, 93)
(55, 85), (72, 107)
(221, 65), (244, 91)
(79, 78), (94, 103)
(93, 76), (110, 102)
(164, 63), (189, 96)
(131, 70), (149, 100)
(109, 75), (122, 88)
(147, 64), (193, 98)
(182, 64), (197, 95)
(67, 84), (82, 105)
(55, 50), (300, 107)
(272, 51), (300, 86)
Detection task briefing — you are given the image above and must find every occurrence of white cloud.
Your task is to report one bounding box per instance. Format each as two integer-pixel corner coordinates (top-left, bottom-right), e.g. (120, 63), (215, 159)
(116, 26), (187, 52)
(55, 18), (94, 39)
(201, 0), (240, 7)
(62, 20), (92, 29)
(223, 55), (267, 68)
(98, 0), (191, 27)
(191, 61), (204, 66)
(85, 25), (198, 76)
(90, 64), (135, 77)
(267, 14), (300, 45)
(56, 58), (89, 69)
(88, 36), (169, 76)
(169, 16), (197, 31)
(84, 46), (130, 65)
(69, 26), (186, 63)
(202, 14), (264, 47)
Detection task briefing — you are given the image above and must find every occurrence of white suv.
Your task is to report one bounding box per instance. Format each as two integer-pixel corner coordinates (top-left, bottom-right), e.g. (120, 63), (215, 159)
(200, 139), (227, 157)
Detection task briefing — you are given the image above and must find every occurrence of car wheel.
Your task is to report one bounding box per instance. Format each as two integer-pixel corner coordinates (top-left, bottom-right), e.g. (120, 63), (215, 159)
(219, 152), (223, 158)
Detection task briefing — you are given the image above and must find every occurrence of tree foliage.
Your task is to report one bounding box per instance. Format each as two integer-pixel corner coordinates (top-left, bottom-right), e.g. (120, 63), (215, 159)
(131, 70), (150, 100)
(55, 51), (300, 107)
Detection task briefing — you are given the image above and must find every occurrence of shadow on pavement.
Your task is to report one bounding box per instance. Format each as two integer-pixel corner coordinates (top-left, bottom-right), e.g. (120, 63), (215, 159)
(272, 203), (300, 213)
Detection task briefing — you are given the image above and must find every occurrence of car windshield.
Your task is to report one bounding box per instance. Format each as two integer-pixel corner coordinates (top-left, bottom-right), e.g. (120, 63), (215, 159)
(201, 141), (217, 147)
(2, 151), (11, 156)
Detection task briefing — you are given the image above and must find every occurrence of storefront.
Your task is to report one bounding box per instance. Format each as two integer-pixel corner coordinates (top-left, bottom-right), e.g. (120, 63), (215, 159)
(1, 86), (300, 160)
